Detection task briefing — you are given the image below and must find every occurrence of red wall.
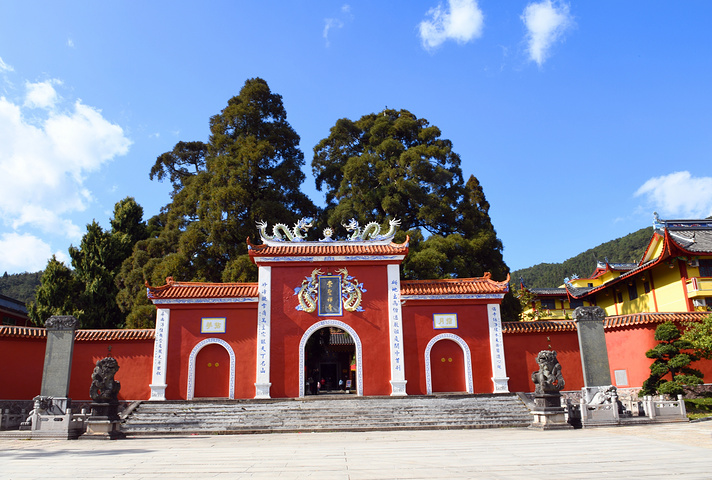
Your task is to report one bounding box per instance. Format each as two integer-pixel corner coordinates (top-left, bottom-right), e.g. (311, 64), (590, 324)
(403, 301), (494, 395)
(70, 340), (154, 401)
(0, 337), (45, 400)
(503, 330), (584, 392)
(164, 303), (257, 400)
(0, 336), (153, 401)
(5, 320), (712, 402)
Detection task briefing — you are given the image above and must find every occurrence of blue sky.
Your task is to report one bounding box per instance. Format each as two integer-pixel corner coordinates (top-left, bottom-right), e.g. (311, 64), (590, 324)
(1, 1), (711, 278)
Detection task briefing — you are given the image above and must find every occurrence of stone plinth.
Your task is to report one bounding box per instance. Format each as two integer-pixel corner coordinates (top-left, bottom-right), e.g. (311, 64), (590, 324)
(530, 393), (573, 430)
(83, 403), (125, 440)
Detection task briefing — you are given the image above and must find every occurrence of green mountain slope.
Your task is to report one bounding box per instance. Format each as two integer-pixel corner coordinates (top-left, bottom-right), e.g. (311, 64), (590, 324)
(512, 227), (653, 289)
(0, 271), (42, 305)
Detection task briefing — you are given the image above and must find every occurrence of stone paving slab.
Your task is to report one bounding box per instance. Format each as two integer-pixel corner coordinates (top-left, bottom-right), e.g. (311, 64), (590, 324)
(1, 422), (711, 479)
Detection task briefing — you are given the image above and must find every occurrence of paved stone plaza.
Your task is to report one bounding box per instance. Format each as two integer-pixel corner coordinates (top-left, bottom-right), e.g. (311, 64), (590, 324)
(1, 422), (711, 479)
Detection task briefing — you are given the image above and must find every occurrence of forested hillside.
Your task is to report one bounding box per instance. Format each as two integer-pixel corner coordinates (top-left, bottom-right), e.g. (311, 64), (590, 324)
(0, 271), (42, 305)
(512, 227), (653, 289)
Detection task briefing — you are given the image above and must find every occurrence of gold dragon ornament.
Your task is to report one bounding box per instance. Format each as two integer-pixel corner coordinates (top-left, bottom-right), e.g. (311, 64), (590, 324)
(294, 268), (366, 313)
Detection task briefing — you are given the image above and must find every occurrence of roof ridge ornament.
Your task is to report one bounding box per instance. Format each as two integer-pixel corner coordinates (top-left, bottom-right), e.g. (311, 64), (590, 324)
(255, 217), (401, 245)
(257, 218), (313, 242)
(342, 218), (401, 242)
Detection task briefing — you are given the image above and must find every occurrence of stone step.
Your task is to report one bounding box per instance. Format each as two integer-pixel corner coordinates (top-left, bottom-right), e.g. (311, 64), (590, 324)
(122, 394), (531, 434)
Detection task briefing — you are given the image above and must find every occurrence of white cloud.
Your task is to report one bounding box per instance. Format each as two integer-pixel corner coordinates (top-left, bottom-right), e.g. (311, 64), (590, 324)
(0, 85), (131, 242)
(24, 80), (61, 109)
(521, 0), (574, 66)
(419, 0), (484, 50)
(323, 4), (352, 47)
(323, 18), (344, 47)
(0, 232), (60, 273)
(0, 56), (13, 72)
(635, 171), (712, 218)
(67, 38), (75, 48)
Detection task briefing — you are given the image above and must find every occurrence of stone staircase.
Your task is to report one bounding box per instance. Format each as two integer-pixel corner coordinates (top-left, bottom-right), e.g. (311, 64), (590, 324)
(122, 394), (531, 435)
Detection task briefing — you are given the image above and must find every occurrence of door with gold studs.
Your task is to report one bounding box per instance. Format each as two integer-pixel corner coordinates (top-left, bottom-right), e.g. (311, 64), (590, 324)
(430, 339), (466, 393)
(194, 343), (230, 398)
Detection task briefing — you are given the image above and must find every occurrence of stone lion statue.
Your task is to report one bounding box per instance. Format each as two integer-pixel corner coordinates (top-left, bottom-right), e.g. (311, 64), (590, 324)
(531, 350), (565, 394)
(89, 357), (121, 403)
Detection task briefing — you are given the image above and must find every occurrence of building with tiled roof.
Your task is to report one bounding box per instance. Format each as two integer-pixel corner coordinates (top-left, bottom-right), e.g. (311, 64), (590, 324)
(0, 293), (30, 327)
(139, 220), (512, 401)
(521, 215), (712, 320)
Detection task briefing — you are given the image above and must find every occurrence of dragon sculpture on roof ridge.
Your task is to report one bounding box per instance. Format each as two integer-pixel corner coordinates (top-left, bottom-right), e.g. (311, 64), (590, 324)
(343, 218), (401, 241)
(257, 218), (313, 242)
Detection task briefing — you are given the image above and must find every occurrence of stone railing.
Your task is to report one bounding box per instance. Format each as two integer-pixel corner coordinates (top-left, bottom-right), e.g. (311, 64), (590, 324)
(642, 395), (687, 420)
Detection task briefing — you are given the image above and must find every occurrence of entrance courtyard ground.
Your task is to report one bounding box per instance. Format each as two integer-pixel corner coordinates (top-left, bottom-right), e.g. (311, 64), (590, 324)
(1, 422), (711, 479)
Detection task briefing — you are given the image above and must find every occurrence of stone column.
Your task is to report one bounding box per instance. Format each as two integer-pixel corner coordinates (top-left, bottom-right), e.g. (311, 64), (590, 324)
(487, 304), (509, 393)
(387, 264), (407, 395)
(27, 315), (85, 438)
(149, 308), (170, 400)
(255, 266), (272, 399)
(41, 315), (80, 402)
(574, 306), (612, 397)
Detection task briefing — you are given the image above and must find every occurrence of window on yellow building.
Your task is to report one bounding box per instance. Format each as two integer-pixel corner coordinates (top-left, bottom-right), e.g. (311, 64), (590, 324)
(628, 282), (638, 301)
(540, 298), (556, 310)
(570, 299), (583, 309)
(643, 281), (651, 293)
(700, 259), (712, 277)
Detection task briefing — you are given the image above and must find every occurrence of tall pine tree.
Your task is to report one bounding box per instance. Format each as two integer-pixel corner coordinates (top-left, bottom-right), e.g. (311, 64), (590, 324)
(312, 109), (518, 319)
(116, 78), (317, 327)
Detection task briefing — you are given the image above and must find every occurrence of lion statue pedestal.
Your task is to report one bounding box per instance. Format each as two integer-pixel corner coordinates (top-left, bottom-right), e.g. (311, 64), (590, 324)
(83, 357), (125, 440)
(530, 350), (573, 430)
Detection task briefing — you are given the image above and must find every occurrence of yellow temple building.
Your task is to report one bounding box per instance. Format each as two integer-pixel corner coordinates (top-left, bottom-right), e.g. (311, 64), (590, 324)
(523, 214), (712, 320)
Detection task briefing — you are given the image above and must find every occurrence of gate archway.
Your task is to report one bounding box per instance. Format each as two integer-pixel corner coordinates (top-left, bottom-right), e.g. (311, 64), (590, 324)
(299, 320), (363, 397)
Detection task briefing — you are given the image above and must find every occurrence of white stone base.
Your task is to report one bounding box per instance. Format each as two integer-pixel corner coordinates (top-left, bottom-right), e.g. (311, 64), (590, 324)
(530, 409), (573, 430)
(255, 382), (272, 399)
(492, 376), (510, 393)
(149, 383), (167, 401)
(390, 380), (408, 396)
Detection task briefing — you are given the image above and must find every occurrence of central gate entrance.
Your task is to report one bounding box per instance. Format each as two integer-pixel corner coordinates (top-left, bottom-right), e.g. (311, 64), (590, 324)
(299, 320), (363, 397)
(305, 327), (356, 394)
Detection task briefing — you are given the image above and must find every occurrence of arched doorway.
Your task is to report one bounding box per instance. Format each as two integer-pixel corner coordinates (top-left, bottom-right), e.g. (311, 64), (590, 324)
(425, 333), (474, 394)
(187, 338), (236, 400)
(430, 339), (465, 393)
(299, 320), (363, 397)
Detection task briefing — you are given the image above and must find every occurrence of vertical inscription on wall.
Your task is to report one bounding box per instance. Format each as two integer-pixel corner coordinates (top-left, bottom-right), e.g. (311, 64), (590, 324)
(388, 264), (407, 395)
(487, 304), (510, 393)
(150, 308), (170, 401)
(255, 266), (272, 398)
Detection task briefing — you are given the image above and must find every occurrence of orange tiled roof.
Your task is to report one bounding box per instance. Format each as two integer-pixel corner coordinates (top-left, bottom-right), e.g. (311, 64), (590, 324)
(147, 278), (259, 301)
(0, 326), (154, 340)
(247, 238), (409, 259)
(77, 329), (155, 341)
(0, 326), (47, 338)
(401, 274), (509, 296)
(603, 312), (710, 328)
(503, 320), (577, 333)
(503, 312), (711, 334)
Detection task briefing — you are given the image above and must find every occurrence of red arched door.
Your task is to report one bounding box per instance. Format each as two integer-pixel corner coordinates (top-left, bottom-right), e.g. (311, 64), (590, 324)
(194, 343), (230, 398)
(430, 339), (466, 393)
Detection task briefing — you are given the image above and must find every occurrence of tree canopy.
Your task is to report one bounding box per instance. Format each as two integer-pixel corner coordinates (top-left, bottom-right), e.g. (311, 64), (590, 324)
(116, 78), (317, 327)
(29, 197), (147, 328)
(313, 109), (516, 318)
(641, 321), (703, 396)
